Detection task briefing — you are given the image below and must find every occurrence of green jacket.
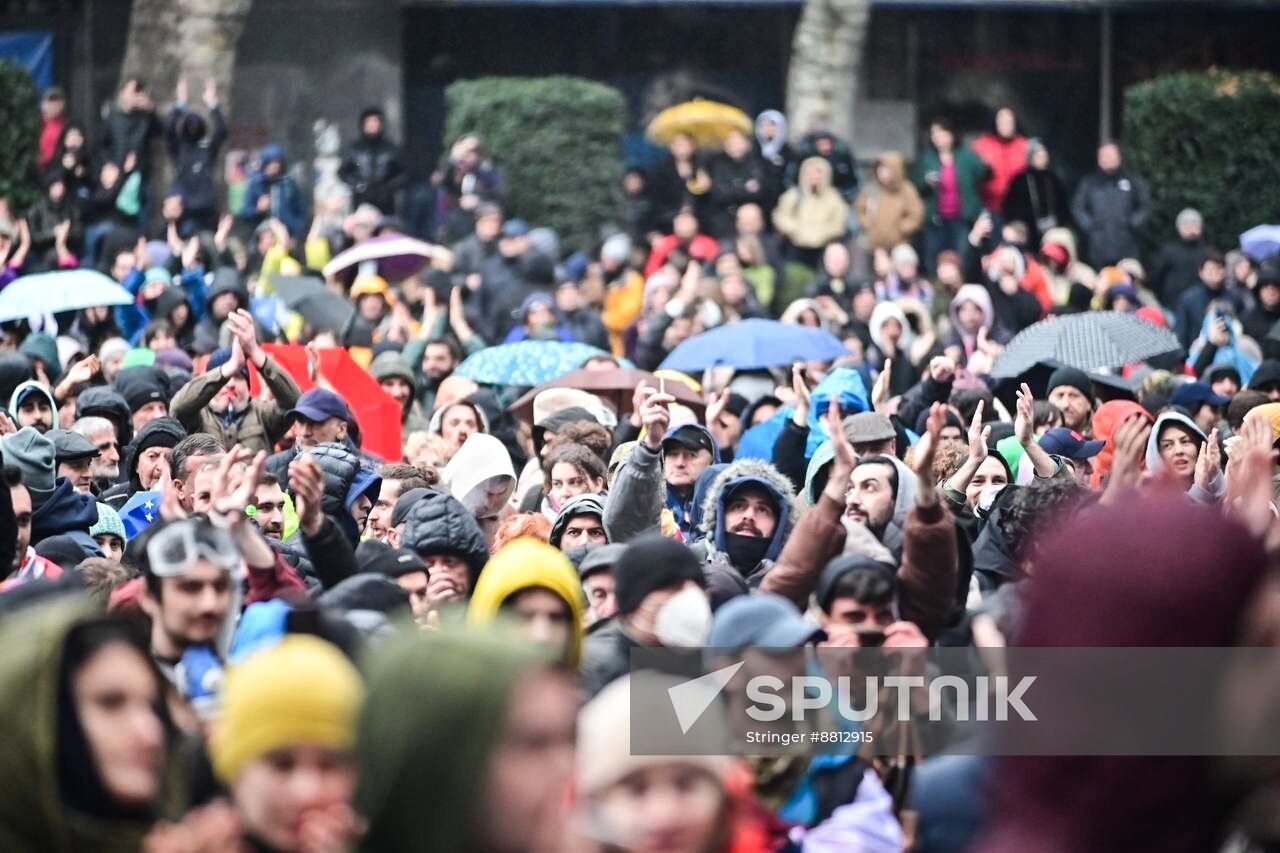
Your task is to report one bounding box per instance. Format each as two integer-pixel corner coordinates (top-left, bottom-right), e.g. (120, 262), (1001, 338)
(914, 145), (989, 224)
(356, 624), (551, 852)
(169, 355), (302, 453)
(0, 598), (177, 852)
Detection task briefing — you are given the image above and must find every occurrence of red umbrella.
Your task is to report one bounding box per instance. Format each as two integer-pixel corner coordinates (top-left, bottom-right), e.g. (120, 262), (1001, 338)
(255, 344), (403, 461)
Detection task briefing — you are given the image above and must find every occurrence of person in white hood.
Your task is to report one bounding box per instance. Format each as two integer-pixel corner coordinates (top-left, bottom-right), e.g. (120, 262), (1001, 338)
(443, 432), (516, 547)
(1145, 410), (1223, 504)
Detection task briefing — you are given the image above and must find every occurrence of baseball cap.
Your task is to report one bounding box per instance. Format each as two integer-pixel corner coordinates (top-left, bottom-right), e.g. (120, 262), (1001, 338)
(49, 429), (101, 463)
(661, 425), (716, 457)
(706, 593), (824, 649)
(502, 218), (530, 238)
(843, 412), (896, 445)
(1171, 381), (1231, 410)
(1038, 428), (1105, 460)
(286, 389), (354, 425)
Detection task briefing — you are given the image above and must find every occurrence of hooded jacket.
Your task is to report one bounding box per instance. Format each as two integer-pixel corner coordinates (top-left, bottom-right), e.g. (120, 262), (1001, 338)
(1144, 411), (1224, 504)
(772, 157), (849, 250)
(399, 489), (491, 581)
(306, 441), (382, 546)
(854, 152), (925, 250)
(356, 628), (556, 851)
(696, 459), (799, 608)
(75, 387), (133, 446)
(549, 494), (607, 550)
(467, 538), (585, 665)
(240, 145), (306, 238)
(443, 433), (515, 520)
(168, 348), (301, 454)
(1089, 400), (1153, 490)
(8, 380), (60, 430)
(944, 284), (996, 366)
(0, 598), (179, 852)
(190, 268), (249, 355)
(101, 416), (189, 509)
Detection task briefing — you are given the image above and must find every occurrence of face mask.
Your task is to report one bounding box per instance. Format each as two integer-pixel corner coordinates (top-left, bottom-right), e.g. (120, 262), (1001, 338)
(725, 532), (770, 569)
(654, 585), (712, 648)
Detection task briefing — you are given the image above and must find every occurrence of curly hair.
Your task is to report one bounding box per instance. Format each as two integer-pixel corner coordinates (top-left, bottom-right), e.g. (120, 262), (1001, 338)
(542, 443), (607, 493)
(998, 479), (1097, 565)
(491, 512), (552, 554)
(932, 442), (968, 483)
(544, 422), (613, 467)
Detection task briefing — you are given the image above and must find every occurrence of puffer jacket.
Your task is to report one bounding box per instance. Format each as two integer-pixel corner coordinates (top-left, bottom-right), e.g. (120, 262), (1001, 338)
(304, 441), (381, 546)
(696, 459), (801, 609)
(772, 157), (849, 250)
(854, 152), (925, 250)
(399, 489), (491, 581)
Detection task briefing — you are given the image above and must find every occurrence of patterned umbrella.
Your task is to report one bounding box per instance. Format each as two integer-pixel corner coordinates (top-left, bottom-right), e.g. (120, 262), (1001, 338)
(454, 340), (616, 387)
(992, 312), (1181, 378)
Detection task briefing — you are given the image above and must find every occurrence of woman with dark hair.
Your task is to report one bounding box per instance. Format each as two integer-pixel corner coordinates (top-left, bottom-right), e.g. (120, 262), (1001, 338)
(915, 117), (989, 274)
(0, 599), (174, 850)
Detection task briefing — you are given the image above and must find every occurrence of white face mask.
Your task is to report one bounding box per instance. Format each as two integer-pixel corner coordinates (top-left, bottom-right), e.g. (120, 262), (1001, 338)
(654, 585), (712, 648)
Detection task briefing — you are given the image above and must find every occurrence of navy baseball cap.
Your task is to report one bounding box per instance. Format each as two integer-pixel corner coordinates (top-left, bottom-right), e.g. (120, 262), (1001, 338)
(1038, 428), (1105, 460)
(1171, 381), (1231, 410)
(661, 425), (716, 457)
(706, 593), (824, 649)
(286, 389), (354, 424)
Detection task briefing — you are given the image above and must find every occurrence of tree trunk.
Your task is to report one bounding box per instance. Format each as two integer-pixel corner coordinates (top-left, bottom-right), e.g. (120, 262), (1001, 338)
(785, 0), (872, 143)
(121, 0), (253, 113)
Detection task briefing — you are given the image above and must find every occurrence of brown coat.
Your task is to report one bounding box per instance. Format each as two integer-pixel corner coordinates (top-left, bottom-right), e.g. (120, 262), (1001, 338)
(761, 492), (958, 643)
(854, 152), (925, 251)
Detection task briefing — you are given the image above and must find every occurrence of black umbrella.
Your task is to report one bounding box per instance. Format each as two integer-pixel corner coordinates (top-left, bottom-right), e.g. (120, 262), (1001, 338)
(993, 312), (1180, 378)
(273, 275), (354, 335)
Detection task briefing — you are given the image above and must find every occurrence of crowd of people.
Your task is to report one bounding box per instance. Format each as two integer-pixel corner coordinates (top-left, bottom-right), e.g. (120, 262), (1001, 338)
(1, 74), (1280, 852)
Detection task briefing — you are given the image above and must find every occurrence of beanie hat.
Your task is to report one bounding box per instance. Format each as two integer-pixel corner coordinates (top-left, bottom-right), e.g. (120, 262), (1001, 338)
(211, 635), (364, 783)
(1045, 366), (1093, 403)
(207, 347), (249, 380)
(115, 366), (168, 413)
(613, 535), (704, 615)
(1, 427), (56, 506)
(89, 503), (127, 542)
(369, 351), (416, 389)
(34, 535), (87, 570)
(577, 674), (728, 797)
(390, 487), (430, 529)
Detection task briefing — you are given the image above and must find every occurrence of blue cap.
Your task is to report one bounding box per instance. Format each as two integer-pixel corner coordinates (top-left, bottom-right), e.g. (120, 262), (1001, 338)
(512, 291), (555, 320)
(1171, 381), (1230, 410)
(1038, 427), (1105, 460)
(707, 593), (824, 649)
(120, 490), (163, 539)
(502, 218), (530, 238)
(286, 388), (354, 424)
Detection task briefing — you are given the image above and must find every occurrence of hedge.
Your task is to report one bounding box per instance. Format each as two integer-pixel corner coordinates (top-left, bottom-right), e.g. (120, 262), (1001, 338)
(1124, 69), (1280, 250)
(445, 76), (625, 255)
(0, 61), (39, 213)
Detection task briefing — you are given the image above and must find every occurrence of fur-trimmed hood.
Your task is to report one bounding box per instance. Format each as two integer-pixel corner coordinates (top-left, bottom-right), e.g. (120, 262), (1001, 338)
(698, 458), (801, 563)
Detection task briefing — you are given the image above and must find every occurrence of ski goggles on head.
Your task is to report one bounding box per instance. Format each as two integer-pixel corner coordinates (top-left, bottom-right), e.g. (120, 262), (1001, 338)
(146, 518), (242, 578)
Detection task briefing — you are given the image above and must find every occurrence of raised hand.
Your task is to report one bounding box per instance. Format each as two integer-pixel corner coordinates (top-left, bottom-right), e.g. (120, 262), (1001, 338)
(791, 363), (813, 425)
(1194, 427), (1222, 493)
(202, 78), (218, 108)
(638, 387), (674, 451)
(214, 212), (233, 251)
(1225, 414), (1277, 537)
(1100, 414), (1152, 505)
(226, 309), (262, 367)
(822, 399), (857, 504)
(913, 402), (947, 506)
(210, 446), (268, 526)
(1014, 382), (1035, 447)
(928, 355), (956, 385)
(967, 399), (990, 462)
(289, 455), (326, 537)
(871, 359), (892, 414)
(175, 77), (188, 105)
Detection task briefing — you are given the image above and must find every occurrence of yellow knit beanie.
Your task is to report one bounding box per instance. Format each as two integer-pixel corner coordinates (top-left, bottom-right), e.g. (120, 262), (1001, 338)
(210, 634), (364, 783)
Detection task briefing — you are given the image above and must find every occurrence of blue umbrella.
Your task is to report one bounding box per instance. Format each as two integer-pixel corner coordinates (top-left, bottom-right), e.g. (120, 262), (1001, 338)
(1241, 224), (1280, 262)
(454, 340), (618, 387)
(659, 318), (848, 372)
(0, 269), (132, 323)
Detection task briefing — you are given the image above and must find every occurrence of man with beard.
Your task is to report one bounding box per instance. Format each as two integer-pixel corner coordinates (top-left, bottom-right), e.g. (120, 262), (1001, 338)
(250, 473), (288, 541)
(170, 308), (300, 454)
(72, 416), (122, 491)
(8, 381), (58, 433)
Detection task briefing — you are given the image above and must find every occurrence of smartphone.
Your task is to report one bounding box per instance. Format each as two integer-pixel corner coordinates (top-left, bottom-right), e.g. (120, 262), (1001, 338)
(856, 628), (886, 648)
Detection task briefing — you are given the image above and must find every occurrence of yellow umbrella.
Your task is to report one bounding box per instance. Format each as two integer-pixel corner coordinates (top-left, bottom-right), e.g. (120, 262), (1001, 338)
(646, 99), (752, 149)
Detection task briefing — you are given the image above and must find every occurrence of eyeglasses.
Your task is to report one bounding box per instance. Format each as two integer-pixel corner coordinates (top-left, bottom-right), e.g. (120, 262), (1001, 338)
(146, 518), (241, 578)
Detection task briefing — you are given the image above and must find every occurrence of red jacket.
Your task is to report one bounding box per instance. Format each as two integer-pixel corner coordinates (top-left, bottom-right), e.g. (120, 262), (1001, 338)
(645, 233), (719, 277)
(38, 116), (65, 173)
(972, 133), (1027, 214)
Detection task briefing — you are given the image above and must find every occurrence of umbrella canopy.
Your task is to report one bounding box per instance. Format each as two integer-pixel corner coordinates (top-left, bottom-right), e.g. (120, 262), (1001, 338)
(258, 344), (402, 461)
(272, 275), (354, 335)
(322, 234), (439, 283)
(646, 99), (752, 148)
(659, 318), (848, 373)
(0, 270), (132, 323)
(992, 312), (1181, 378)
(1240, 224), (1280, 263)
(454, 340), (615, 387)
(507, 367), (704, 420)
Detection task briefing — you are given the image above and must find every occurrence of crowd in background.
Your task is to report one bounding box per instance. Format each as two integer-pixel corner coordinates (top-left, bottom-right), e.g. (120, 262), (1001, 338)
(0, 73), (1279, 853)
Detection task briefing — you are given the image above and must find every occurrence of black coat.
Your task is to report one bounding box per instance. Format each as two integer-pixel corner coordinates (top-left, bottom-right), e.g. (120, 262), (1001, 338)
(398, 489), (490, 581)
(166, 106), (227, 214)
(99, 107), (160, 170)
(705, 151), (768, 238)
(1003, 168), (1071, 247)
(988, 281), (1042, 336)
(1070, 168), (1151, 267)
(1149, 238), (1206, 306)
(338, 134), (406, 215)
